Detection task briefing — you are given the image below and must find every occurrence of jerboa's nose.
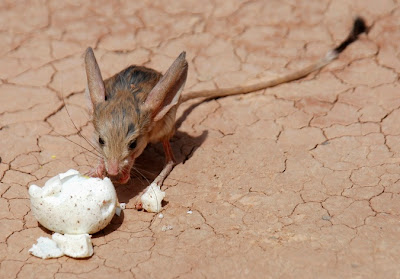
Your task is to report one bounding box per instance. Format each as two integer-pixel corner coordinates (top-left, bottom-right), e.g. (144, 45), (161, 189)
(107, 160), (119, 176)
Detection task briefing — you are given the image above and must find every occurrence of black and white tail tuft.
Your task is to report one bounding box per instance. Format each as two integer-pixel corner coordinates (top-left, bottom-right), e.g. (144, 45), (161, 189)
(333, 17), (367, 55)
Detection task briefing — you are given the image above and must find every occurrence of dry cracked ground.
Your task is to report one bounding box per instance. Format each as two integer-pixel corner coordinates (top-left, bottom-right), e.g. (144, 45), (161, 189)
(1, 0), (400, 278)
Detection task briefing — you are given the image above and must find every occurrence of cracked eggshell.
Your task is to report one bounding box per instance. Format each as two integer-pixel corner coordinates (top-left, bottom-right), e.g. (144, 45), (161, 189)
(29, 169), (117, 234)
(29, 236), (64, 259)
(140, 182), (165, 213)
(29, 233), (93, 259)
(52, 233), (93, 258)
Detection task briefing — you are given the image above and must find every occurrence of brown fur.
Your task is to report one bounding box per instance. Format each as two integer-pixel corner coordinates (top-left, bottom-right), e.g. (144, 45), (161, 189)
(92, 66), (168, 170)
(85, 51), (186, 180)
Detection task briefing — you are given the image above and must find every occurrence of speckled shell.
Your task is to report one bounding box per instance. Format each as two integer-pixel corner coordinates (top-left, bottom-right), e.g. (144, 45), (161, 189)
(140, 182), (165, 213)
(29, 169), (117, 234)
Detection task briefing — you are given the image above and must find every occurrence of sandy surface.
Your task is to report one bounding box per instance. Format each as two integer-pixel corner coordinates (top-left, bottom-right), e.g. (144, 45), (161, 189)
(1, 0), (400, 278)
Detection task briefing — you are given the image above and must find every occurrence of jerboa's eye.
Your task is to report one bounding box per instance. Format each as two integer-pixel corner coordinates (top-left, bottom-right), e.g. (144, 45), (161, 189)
(99, 137), (105, 145)
(129, 140), (137, 150)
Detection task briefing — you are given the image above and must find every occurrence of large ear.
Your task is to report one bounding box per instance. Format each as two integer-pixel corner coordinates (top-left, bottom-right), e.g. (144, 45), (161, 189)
(85, 47), (106, 110)
(143, 52), (188, 122)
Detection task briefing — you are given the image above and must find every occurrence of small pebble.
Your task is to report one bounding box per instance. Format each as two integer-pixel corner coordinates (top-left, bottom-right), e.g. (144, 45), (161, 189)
(187, 210), (193, 214)
(158, 213), (164, 219)
(322, 215), (331, 221)
(161, 225), (173, 232)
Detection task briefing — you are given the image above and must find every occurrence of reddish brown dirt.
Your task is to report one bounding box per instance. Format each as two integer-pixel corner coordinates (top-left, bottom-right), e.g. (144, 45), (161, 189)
(1, 1), (400, 278)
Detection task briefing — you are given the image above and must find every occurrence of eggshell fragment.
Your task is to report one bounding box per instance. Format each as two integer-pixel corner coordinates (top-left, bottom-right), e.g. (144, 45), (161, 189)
(115, 203), (126, 216)
(29, 169), (117, 234)
(140, 182), (165, 213)
(29, 233), (93, 259)
(29, 236), (64, 259)
(52, 233), (93, 258)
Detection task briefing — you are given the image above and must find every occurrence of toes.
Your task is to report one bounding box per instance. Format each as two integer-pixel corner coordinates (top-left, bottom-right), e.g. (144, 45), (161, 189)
(135, 201), (143, 210)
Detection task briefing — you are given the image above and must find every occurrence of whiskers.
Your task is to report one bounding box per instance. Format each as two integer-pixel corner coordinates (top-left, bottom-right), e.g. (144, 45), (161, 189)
(131, 165), (153, 186)
(131, 163), (188, 185)
(52, 128), (100, 159)
(53, 74), (102, 164)
(61, 96), (103, 158)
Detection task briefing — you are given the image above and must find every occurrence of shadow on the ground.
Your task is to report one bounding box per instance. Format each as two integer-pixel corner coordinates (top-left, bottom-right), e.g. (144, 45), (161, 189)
(175, 98), (210, 129)
(36, 216), (124, 238)
(113, 129), (208, 205)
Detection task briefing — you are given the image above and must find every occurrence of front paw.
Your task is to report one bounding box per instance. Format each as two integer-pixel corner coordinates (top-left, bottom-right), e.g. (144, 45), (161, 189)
(133, 188), (147, 211)
(135, 199), (143, 210)
(86, 168), (102, 178)
(86, 161), (105, 178)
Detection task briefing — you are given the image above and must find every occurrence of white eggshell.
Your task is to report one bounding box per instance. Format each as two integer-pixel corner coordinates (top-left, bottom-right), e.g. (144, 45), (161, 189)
(29, 236), (64, 259)
(140, 182), (165, 213)
(29, 169), (117, 234)
(52, 233), (93, 258)
(29, 233), (93, 259)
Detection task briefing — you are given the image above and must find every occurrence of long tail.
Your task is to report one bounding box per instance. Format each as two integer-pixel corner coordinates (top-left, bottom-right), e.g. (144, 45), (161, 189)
(181, 17), (367, 103)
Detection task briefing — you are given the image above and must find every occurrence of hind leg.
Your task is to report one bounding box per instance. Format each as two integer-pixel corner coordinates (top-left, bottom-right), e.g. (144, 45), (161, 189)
(135, 140), (176, 210)
(153, 140), (176, 185)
